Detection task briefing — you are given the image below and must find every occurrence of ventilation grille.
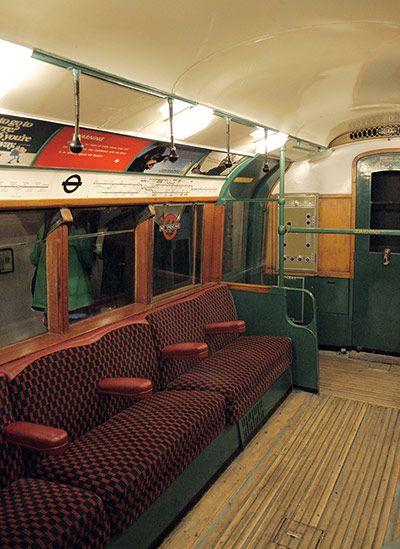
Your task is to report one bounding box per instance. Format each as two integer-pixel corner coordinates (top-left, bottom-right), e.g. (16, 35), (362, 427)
(349, 125), (400, 141)
(330, 124), (400, 147)
(238, 399), (266, 445)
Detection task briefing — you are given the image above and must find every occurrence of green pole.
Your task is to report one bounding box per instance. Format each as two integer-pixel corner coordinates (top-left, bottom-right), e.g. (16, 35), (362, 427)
(287, 227), (400, 236)
(278, 145), (286, 287)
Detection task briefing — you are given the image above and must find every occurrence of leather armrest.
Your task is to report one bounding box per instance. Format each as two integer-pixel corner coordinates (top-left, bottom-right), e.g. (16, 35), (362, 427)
(3, 422), (69, 455)
(204, 320), (246, 335)
(98, 377), (153, 399)
(161, 342), (208, 360)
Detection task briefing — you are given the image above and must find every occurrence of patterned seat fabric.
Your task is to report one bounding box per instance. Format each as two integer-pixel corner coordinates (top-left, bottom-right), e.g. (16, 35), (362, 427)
(147, 285), (241, 387)
(0, 375), (24, 490)
(0, 374), (111, 548)
(33, 390), (226, 535)
(0, 478), (110, 548)
(166, 336), (293, 423)
(8, 322), (160, 451)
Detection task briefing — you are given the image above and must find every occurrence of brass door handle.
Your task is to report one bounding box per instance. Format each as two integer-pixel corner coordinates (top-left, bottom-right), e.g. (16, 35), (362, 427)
(383, 248), (391, 266)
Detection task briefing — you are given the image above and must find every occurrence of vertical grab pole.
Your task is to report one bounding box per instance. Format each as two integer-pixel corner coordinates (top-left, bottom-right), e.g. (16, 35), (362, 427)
(278, 144), (286, 287)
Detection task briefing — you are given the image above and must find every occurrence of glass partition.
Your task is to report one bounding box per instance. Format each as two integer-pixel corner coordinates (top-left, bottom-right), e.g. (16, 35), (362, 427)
(222, 201), (265, 284)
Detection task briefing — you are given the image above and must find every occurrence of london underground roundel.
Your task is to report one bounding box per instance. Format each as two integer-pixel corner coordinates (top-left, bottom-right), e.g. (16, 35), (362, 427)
(160, 213), (180, 240)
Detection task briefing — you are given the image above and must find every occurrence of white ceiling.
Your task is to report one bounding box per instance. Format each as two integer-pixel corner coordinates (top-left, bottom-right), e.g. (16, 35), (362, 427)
(0, 0), (399, 155)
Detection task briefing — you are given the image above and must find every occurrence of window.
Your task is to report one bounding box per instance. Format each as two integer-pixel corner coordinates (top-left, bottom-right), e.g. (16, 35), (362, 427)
(153, 205), (203, 296)
(370, 171), (400, 252)
(68, 206), (147, 319)
(0, 209), (53, 346)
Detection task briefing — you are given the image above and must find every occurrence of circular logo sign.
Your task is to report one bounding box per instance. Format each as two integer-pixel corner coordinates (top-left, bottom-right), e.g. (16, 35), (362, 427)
(62, 174), (82, 194)
(160, 213), (180, 240)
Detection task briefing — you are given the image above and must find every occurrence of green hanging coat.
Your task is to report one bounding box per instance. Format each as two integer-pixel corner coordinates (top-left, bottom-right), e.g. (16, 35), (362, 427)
(30, 224), (93, 312)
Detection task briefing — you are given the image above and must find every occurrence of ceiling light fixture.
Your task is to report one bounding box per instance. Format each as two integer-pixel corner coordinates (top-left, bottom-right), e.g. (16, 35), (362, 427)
(252, 128), (288, 154)
(0, 39), (35, 100)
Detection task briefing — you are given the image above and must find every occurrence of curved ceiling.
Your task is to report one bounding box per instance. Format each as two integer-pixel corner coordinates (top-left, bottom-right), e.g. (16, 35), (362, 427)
(0, 0), (399, 148)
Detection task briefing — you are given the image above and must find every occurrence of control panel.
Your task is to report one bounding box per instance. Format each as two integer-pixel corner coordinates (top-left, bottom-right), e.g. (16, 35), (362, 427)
(280, 194), (318, 273)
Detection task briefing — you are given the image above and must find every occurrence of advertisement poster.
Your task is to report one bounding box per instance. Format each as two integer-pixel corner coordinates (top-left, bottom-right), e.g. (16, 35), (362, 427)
(188, 150), (246, 177)
(34, 127), (152, 172)
(127, 142), (208, 176)
(0, 114), (60, 167)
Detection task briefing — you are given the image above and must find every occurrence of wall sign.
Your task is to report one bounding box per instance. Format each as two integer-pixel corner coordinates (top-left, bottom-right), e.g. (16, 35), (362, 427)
(34, 127), (152, 172)
(0, 248), (14, 274)
(0, 115), (60, 167)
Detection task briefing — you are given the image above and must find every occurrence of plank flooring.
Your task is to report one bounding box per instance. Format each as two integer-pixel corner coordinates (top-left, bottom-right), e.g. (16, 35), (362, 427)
(319, 351), (400, 409)
(161, 353), (400, 548)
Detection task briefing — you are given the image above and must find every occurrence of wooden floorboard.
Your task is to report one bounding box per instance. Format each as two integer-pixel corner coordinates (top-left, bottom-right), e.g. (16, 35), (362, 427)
(319, 352), (400, 409)
(161, 353), (400, 549)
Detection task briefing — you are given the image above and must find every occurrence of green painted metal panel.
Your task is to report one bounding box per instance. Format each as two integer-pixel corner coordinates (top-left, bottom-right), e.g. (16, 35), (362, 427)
(318, 313), (350, 347)
(352, 154), (400, 353)
(238, 368), (292, 445)
(231, 286), (319, 391)
(315, 278), (350, 315)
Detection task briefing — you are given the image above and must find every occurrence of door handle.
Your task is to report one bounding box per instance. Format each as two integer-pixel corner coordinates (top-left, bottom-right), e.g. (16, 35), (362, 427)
(383, 247), (391, 266)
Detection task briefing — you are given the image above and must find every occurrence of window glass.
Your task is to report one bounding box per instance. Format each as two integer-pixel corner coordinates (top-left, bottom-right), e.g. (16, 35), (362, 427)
(370, 171), (400, 252)
(68, 207), (146, 319)
(0, 209), (53, 346)
(153, 205), (202, 296)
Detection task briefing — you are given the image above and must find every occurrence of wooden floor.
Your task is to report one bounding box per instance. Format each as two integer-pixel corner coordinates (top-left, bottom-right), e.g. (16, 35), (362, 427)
(161, 353), (400, 548)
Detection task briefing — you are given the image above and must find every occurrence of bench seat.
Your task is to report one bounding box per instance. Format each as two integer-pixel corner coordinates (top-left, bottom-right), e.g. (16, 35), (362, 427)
(166, 335), (292, 423)
(0, 478), (110, 549)
(32, 389), (226, 534)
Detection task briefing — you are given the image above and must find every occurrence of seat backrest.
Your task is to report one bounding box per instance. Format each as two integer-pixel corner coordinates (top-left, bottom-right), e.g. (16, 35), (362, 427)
(7, 321), (160, 444)
(0, 374), (24, 490)
(147, 284), (240, 386)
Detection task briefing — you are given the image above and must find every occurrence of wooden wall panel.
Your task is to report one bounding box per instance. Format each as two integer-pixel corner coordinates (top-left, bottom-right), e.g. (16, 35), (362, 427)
(318, 196), (354, 278)
(202, 204), (224, 283)
(135, 218), (153, 304)
(265, 201), (278, 273)
(46, 224), (69, 333)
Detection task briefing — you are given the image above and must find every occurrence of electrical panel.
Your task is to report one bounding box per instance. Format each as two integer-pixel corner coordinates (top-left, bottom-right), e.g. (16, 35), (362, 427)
(280, 194), (318, 273)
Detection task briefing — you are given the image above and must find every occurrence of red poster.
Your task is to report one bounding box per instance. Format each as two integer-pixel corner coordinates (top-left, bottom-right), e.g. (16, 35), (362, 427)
(34, 127), (152, 171)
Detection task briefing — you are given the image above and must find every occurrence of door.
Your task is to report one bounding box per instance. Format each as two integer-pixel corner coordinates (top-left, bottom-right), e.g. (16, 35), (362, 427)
(352, 153), (400, 354)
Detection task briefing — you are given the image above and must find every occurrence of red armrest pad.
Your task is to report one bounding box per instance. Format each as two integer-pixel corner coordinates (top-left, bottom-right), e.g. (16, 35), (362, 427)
(98, 377), (153, 399)
(204, 320), (246, 334)
(161, 342), (208, 360)
(3, 422), (69, 455)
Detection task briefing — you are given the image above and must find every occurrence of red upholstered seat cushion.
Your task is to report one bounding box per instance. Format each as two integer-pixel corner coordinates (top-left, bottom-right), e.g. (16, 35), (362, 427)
(32, 390), (226, 535)
(161, 342), (208, 359)
(98, 377), (153, 398)
(204, 320), (246, 335)
(166, 336), (292, 423)
(3, 422), (69, 454)
(0, 478), (110, 548)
